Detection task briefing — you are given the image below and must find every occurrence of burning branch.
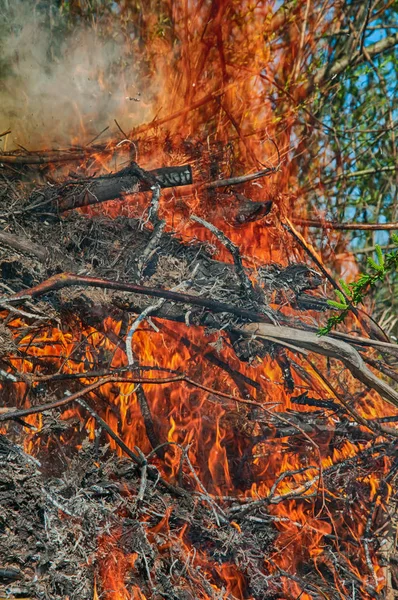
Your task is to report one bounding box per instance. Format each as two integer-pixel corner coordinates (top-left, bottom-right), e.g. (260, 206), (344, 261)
(242, 322), (398, 412)
(0, 374), (265, 424)
(4, 270), (398, 410)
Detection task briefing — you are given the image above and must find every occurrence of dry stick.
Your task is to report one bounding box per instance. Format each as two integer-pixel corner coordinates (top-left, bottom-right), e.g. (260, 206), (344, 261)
(0, 230), (48, 262)
(138, 182), (166, 277)
(327, 331), (398, 354)
(125, 297), (167, 459)
(0, 151), (91, 164)
(135, 447), (148, 505)
(86, 126), (110, 147)
(149, 441), (230, 526)
(203, 165), (277, 190)
(292, 217), (398, 231)
(54, 164), (192, 213)
(0, 230), (75, 271)
(127, 260), (203, 457)
(135, 383), (166, 460)
(190, 214), (254, 299)
(362, 355), (398, 385)
(0, 374), (266, 423)
(0, 300), (48, 321)
(282, 218), (351, 299)
(182, 446), (229, 526)
(126, 300), (166, 365)
(4, 365), (181, 383)
(232, 476), (320, 519)
(5, 271), (281, 324)
(303, 357), (390, 437)
(241, 322), (398, 414)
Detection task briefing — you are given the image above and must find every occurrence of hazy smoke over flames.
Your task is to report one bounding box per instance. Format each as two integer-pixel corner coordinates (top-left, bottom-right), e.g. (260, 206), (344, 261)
(0, 1), (155, 149)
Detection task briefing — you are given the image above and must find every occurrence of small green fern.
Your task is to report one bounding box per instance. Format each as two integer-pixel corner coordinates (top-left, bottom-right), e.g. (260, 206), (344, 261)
(318, 234), (398, 335)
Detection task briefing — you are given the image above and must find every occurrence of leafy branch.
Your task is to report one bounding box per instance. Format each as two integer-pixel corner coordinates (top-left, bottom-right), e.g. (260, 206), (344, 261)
(319, 235), (398, 335)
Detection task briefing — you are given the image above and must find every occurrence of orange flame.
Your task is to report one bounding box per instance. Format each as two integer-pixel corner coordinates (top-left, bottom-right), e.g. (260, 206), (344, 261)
(1, 2), (396, 599)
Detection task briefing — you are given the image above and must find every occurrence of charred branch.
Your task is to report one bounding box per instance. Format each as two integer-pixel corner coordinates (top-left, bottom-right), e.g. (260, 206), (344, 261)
(28, 164), (193, 214)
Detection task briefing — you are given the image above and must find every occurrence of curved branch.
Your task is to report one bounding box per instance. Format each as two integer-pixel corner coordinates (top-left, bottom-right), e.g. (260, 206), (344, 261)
(314, 31), (398, 85)
(241, 323), (398, 410)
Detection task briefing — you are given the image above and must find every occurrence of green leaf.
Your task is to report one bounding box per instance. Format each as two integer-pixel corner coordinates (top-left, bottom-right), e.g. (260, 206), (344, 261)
(367, 256), (383, 272)
(339, 279), (352, 297)
(375, 245), (385, 270)
(318, 326), (330, 336)
(327, 299), (349, 310)
(335, 290), (348, 305)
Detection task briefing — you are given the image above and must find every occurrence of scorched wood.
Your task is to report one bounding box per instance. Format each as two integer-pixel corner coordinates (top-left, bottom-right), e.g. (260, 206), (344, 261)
(33, 163), (193, 213)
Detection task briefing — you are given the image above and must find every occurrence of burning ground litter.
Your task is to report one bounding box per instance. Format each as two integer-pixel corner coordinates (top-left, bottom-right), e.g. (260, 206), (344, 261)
(0, 149), (397, 600)
(0, 0), (398, 596)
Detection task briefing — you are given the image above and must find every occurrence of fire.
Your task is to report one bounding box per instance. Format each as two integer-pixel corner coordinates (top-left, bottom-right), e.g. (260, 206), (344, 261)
(0, 1), (396, 599)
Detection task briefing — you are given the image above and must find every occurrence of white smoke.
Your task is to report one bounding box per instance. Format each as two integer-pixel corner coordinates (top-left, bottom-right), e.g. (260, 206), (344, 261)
(0, 1), (155, 150)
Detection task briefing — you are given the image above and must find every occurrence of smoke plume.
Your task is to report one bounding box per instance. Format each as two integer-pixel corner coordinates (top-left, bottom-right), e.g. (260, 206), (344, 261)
(0, 1), (155, 150)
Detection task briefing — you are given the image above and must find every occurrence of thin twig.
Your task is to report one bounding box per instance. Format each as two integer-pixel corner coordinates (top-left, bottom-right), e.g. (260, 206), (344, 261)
(191, 214), (254, 299)
(0, 374), (267, 422)
(292, 217), (398, 231)
(204, 166), (277, 189)
(74, 397), (183, 497)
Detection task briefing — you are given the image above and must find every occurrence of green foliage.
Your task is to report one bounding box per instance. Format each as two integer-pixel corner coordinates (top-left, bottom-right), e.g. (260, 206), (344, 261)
(319, 236), (398, 335)
(294, 0), (398, 332)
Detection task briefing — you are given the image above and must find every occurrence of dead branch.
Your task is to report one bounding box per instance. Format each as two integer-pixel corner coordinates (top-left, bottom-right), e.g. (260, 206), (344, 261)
(241, 322), (398, 412)
(204, 166), (278, 189)
(292, 217), (398, 231)
(36, 164), (193, 213)
(4, 271), (280, 323)
(0, 151), (91, 164)
(191, 214), (255, 299)
(0, 373), (265, 423)
(0, 230), (49, 262)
